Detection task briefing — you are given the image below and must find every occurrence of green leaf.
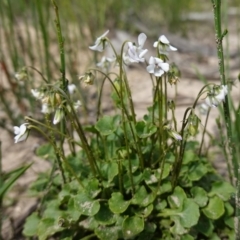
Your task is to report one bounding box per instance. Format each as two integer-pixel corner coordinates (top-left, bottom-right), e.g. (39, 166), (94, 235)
(190, 186), (208, 207)
(79, 217), (98, 230)
(94, 203), (116, 225)
(168, 186), (186, 209)
(123, 171), (143, 190)
(174, 199), (199, 228)
(83, 178), (101, 198)
(23, 212), (40, 237)
(37, 218), (63, 240)
(100, 162), (119, 182)
(188, 162), (208, 181)
(209, 181), (235, 201)
(0, 164), (31, 198)
(143, 164), (171, 185)
(36, 143), (55, 159)
(195, 216), (214, 237)
(122, 216), (144, 239)
(180, 234), (195, 240)
(134, 204), (153, 217)
(109, 192), (130, 214)
(225, 202), (234, 217)
(225, 217), (234, 229)
(42, 200), (63, 219)
(202, 195), (224, 220)
(74, 193), (100, 216)
(131, 186), (154, 207)
(95, 115), (117, 136)
(95, 225), (121, 240)
(135, 121), (157, 138)
(67, 198), (81, 221)
(182, 150), (196, 164)
(161, 199), (200, 233)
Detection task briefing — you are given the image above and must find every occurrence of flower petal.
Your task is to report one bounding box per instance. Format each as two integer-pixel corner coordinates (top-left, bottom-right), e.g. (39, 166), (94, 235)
(138, 33), (147, 48)
(159, 35), (170, 44)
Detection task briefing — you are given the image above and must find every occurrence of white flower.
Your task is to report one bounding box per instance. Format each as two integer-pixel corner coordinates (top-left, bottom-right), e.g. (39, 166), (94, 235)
(89, 30), (109, 52)
(198, 103), (209, 115)
(53, 108), (64, 125)
(41, 103), (54, 114)
(97, 56), (116, 69)
(126, 33), (148, 63)
(205, 85), (228, 107)
(31, 89), (44, 99)
(170, 130), (182, 141)
(68, 84), (76, 94)
(153, 35), (177, 54)
(146, 56), (169, 77)
(13, 123), (29, 143)
(73, 100), (82, 110)
(215, 85), (228, 101)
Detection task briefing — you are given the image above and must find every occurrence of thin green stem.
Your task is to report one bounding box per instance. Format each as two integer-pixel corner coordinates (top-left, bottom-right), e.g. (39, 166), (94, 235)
(211, 1), (238, 237)
(198, 108), (211, 157)
(36, 0), (50, 81)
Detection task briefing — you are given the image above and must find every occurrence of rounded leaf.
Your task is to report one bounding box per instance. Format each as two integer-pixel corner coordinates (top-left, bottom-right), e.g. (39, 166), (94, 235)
(209, 181), (235, 201)
(74, 193), (100, 216)
(94, 203), (116, 225)
(190, 186), (208, 207)
(95, 115), (117, 136)
(23, 212), (40, 237)
(122, 216), (144, 239)
(202, 195), (224, 220)
(109, 192), (130, 214)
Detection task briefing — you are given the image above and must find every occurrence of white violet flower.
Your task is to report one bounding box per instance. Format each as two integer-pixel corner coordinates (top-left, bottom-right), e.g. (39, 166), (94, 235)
(31, 89), (44, 99)
(14, 123), (29, 143)
(97, 56), (116, 69)
(73, 100), (82, 110)
(41, 103), (54, 114)
(127, 33), (148, 63)
(146, 56), (169, 77)
(68, 84), (76, 94)
(205, 85), (228, 107)
(53, 108), (64, 125)
(153, 35), (177, 54)
(170, 130), (182, 141)
(89, 30), (109, 52)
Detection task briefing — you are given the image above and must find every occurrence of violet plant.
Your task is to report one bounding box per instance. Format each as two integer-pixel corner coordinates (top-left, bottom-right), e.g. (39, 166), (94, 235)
(8, 1), (237, 239)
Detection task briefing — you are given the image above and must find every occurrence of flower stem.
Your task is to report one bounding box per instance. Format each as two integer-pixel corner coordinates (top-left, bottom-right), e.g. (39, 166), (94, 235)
(211, 0), (238, 236)
(51, 0), (66, 88)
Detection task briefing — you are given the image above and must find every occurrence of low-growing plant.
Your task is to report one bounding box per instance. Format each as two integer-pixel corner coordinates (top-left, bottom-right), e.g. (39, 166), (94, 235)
(8, 0), (238, 239)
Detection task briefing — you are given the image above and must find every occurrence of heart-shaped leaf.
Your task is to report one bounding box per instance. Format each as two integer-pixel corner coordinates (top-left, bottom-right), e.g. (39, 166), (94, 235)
(188, 162), (208, 181)
(190, 186), (208, 207)
(94, 203), (116, 225)
(122, 216), (144, 239)
(195, 215), (214, 237)
(95, 225), (121, 240)
(23, 212), (40, 237)
(208, 181), (235, 201)
(74, 193), (100, 216)
(37, 218), (63, 240)
(161, 198), (200, 233)
(83, 178), (101, 198)
(168, 186), (186, 209)
(109, 192), (130, 214)
(135, 121), (157, 138)
(134, 204), (153, 217)
(131, 186), (154, 207)
(202, 195), (224, 220)
(95, 115), (117, 136)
